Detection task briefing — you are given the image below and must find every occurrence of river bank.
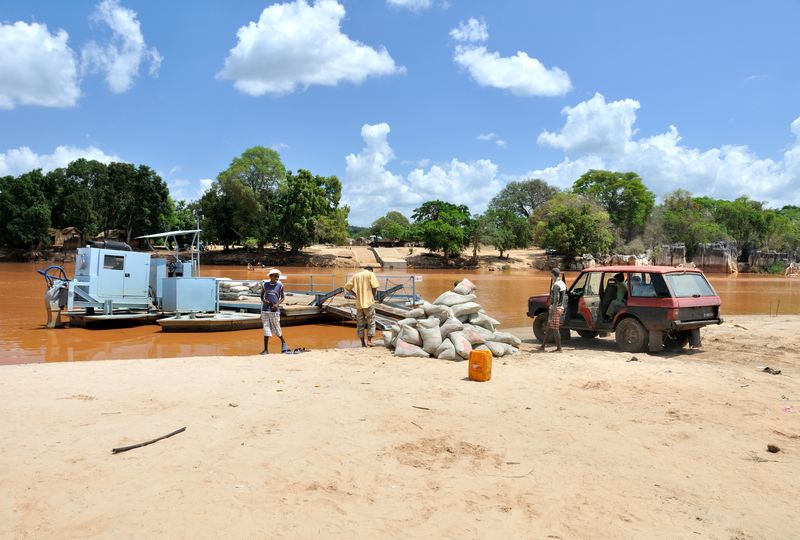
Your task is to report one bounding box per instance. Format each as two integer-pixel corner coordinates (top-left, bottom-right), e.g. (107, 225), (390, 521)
(1, 314), (798, 538)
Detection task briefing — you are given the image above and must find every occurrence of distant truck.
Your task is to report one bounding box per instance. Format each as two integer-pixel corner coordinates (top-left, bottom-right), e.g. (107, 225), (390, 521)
(527, 266), (723, 353)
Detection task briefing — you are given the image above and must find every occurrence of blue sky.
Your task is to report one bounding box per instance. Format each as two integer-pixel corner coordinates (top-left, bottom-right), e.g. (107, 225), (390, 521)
(1, 0), (799, 226)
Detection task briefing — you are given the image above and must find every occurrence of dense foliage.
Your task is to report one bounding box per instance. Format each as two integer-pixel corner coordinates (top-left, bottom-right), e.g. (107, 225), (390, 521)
(0, 159), (172, 249)
(2, 148), (798, 265)
(532, 193), (615, 258)
(411, 200), (473, 258)
(572, 169), (655, 242)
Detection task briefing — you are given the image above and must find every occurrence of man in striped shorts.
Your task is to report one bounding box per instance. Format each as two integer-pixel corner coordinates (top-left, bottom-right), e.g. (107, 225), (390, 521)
(261, 268), (288, 355)
(540, 267), (566, 353)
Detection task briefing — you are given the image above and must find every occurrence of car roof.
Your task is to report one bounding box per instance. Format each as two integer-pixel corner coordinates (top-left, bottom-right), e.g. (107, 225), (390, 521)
(580, 265), (705, 274)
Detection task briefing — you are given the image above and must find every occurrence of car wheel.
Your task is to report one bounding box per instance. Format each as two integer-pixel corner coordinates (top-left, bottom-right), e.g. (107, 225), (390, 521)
(576, 330), (599, 339)
(532, 312), (548, 343)
(664, 331), (689, 351)
(615, 318), (647, 353)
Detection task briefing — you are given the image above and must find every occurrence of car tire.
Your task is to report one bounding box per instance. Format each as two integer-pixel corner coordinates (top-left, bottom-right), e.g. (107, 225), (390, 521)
(576, 330), (599, 339)
(664, 331), (689, 351)
(532, 312), (549, 343)
(615, 318), (647, 353)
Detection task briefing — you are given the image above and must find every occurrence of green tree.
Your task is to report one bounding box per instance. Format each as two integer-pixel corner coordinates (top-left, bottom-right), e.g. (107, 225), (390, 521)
(694, 196), (768, 260)
(654, 190), (729, 259)
(315, 206), (350, 245)
(411, 200), (472, 258)
(532, 193), (614, 258)
(484, 208), (532, 258)
(572, 170), (655, 242)
(198, 182), (246, 249)
(371, 210), (410, 240)
(277, 170), (345, 252)
(487, 178), (558, 218)
(0, 171), (52, 249)
(217, 147), (286, 254)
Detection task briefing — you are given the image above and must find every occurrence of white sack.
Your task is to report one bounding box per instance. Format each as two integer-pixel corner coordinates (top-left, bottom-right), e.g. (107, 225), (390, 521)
(460, 324), (488, 346)
(398, 325), (422, 346)
(492, 331), (522, 347)
(394, 339), (430, 358)
(433, 291), (477, 307)
(469, 311), (500, 331)
(435, 338), (459, 361)
(417, 317), (443, 354)
(453, 278), (477, 295)
(481, 341), (508, 357)
(439, 317), (464, 338)
(448, 331), (472, 360)
(451, 302), (482, 319)
(406, 307), (426, 319)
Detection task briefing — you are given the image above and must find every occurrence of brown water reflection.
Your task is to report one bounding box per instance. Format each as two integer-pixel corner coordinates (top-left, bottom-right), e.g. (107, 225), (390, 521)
(1, 262), (797, 365)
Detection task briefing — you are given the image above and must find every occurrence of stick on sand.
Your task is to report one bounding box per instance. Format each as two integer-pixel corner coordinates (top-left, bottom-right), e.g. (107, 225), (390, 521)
(112, 427), (186, 454)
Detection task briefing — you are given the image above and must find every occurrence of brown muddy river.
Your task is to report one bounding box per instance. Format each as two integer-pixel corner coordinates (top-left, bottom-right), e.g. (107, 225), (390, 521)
(1, 262), (798, 365)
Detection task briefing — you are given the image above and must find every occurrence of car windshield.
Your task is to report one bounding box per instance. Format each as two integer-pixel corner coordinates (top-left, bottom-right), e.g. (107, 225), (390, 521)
(663, 273), (716, 298)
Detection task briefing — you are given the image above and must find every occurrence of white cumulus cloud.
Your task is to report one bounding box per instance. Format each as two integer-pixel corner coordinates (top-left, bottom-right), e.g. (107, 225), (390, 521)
(81, 0), (162, 93)
(218, 0), (403, 96)
(528, 94), (800, 207)
(386, 0), (432, 11)
(451, 18), (571, 97)
(0, 21), (81, 109)
(537, 93), (640, 155)
(344, 123), (502, 223)
(0, 145), (119, 177)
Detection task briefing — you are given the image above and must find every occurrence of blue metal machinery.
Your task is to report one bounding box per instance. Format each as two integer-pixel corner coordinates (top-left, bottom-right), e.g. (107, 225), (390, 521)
(41, 229), (212, 328)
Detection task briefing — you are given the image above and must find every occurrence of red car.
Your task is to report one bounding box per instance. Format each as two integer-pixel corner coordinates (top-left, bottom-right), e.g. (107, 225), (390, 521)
(527, 266), (723, 353)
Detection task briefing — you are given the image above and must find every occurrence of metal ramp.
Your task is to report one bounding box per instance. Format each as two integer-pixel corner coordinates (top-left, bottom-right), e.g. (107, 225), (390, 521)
(322, 304), (398, 330)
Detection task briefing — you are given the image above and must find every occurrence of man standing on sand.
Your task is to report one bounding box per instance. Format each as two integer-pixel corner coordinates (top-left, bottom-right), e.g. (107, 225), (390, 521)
(345, 265), (381, 347)
(540, 267), (567, 353)
(260, 268), (288, 355)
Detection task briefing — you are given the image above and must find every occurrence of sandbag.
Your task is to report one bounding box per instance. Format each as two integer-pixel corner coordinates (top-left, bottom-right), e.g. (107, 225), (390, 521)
(423, 302), (451, 319)
(451, 302), (482, 319)
(382, 329), (394, 349)
(492, 331), (522, 347)
(394, 339), (430, 358)
(503, 343), (517, 355)
(435, 338), (459, 361)
(398, 325), (422, 346)
(396, 318), (418, 327)
(228, 285), (249, 293)
(469, 311), (500, 331)
(481, 341), (508, 357)
(448, 331), (472, 360)
(417, 317), (443, 354)
(220, 281), (244, 288)
(433, 291), (477, 307)
(453, 278), (477, 295)
(463, 323), (494, 342)
(439, 317), (464, 338)
(405, 307), (426, 319)
(460, 324), (488, 346)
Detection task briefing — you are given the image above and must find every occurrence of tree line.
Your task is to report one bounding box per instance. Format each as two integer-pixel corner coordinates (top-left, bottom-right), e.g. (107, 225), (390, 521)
(2, 147), (798, 265)
(367, 170), (800, 263)
(0, 146), (349, 253)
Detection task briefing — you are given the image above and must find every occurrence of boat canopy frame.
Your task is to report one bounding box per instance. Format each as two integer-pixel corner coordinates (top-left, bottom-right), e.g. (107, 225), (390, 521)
(136, 229), (202, 275)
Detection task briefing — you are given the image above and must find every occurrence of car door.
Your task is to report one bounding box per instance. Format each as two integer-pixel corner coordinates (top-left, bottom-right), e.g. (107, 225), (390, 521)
(571, 271), (602, 328)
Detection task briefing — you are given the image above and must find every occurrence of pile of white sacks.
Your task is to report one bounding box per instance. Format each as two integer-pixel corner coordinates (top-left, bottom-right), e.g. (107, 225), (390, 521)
(218, 280), (261, 301)
(379, 278), (521, 360)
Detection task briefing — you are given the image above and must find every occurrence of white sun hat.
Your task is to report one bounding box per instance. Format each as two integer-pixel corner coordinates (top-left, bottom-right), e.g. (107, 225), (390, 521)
(267, 268), (281, 277)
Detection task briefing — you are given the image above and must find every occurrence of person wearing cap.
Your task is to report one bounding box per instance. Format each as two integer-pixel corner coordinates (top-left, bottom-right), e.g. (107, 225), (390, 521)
(344, 265), (381, 347)
(540, 267), (567, 353)
(260, 268), (288, 354)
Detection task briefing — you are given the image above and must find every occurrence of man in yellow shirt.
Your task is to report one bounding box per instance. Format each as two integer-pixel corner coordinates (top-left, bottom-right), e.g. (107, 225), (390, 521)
(344, 265), (381, 347)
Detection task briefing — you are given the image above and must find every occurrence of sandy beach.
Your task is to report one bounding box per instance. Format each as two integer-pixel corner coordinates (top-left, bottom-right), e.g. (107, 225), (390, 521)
(1, 315), (799, 539)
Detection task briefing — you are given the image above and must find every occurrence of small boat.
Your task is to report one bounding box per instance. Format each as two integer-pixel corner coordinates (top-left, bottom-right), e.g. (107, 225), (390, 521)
(157, 311), (262, 332)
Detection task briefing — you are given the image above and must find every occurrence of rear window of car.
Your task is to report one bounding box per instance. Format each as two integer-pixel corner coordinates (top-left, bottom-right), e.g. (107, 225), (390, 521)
(663, 273), (716, 298)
